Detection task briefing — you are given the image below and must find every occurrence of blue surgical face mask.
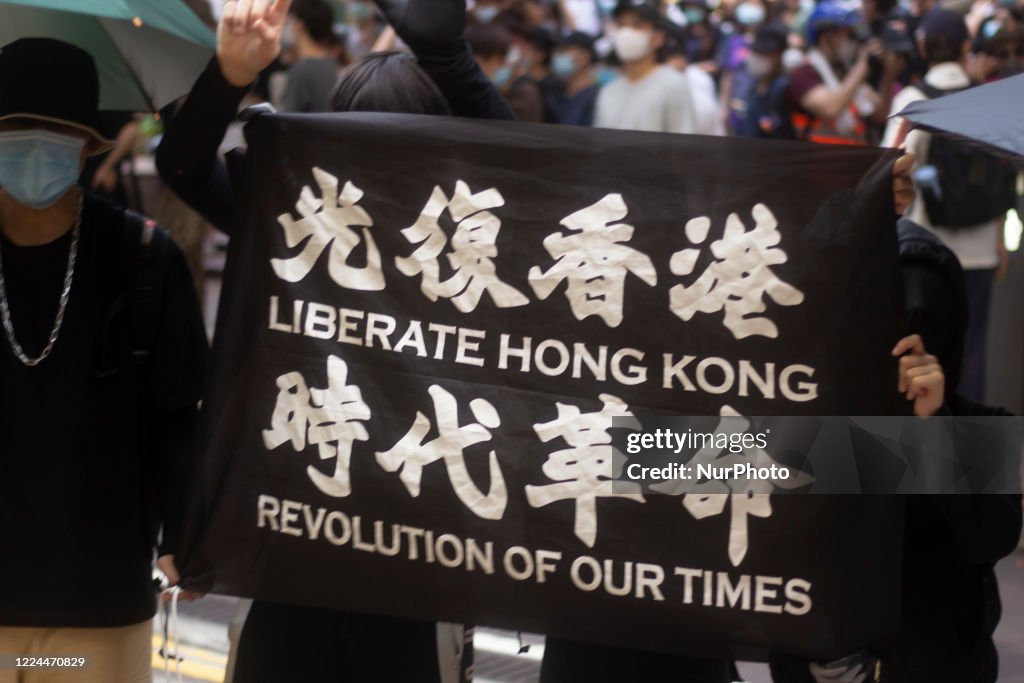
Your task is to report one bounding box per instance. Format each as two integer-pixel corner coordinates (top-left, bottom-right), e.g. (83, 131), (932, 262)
(552, 52), (578, 79)
(474, 5), (500, 23)
(491, 64), (513, 88)
(736, 2), (766, 25)
(0, 130), (85, 210)
(684, 7), (708, 25)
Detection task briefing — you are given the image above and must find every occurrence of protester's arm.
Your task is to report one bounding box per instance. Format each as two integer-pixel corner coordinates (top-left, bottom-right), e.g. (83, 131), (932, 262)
(372, 25), (399, 53)
(149, 238), (209, 599)
(157, 0), (291, 234)
(156, 60), (250, 234)
(374, 0), (516, 121)
(91, 119), (139, 193)
(800, 43), (875, 121)
(868, 51), (903, 126)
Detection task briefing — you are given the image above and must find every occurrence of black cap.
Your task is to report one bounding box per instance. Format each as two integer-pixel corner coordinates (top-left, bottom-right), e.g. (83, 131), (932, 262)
(917, 8), (969, 50)
(613, 0), (664, 28)
(558, 31), (598, 61)
(973, 16), (1022, 53)
(752, 23), (789, 54)
(0, 38), (113, 152)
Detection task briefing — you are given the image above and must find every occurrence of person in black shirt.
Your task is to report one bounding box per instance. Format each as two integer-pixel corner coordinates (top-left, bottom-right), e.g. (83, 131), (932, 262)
(157, 0), (510, 681)
(0, 38), (207, 681)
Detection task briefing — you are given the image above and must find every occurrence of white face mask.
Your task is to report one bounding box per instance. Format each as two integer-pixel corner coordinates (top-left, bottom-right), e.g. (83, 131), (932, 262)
(747, 53), (774, 77)
(613, 27), (654, 63)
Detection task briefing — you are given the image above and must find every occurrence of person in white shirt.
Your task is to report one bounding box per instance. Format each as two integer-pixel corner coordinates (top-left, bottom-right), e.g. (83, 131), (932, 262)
(594, 0), (697, 134)
(883, 8), (1011, 401)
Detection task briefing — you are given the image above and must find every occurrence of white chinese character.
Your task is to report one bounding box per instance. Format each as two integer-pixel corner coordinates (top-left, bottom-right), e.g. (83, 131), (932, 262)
(669, 204), (804, 340)
(396, 181), (529, 313)
(652, 406), (812, 566)
(375, 385), (508, 520)
(528, 194), (657, 328)
(262, 355), (371, 498)
(270, 167), (385, 291)
(525, 393), (645, 548)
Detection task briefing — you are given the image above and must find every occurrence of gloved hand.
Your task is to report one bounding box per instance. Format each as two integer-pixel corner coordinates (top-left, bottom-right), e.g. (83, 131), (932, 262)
(372, 0), (467, 62)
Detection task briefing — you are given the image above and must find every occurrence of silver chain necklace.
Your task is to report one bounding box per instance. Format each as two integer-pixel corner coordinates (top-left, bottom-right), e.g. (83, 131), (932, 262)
(0, 195), (82, 367)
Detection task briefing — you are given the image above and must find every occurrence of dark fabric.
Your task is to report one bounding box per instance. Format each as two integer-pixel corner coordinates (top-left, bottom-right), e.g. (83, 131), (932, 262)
(897, 217), (967, 394)
(736, 73), (794, 139)
(233, 601), (442, 683)
(890, 226), (1019, 683)
(786, 64), (824, 115)
(183, 112), (908, 659)
(541, 638), (732, 683)
(553, 84), (599, 126)
(960, 268), (994, 402)
(506, 75), (546, 122)
(156, 59), (250, 236)
(0, 193), (207, 628)
(770, 222), (1020, 682)
(0, 38), (102, 134)
(282, 58), (339, 113)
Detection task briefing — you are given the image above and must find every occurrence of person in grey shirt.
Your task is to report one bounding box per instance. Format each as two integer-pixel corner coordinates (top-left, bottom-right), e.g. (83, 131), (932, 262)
(281, 0), (339, 112)
(595, 0), (697, 134)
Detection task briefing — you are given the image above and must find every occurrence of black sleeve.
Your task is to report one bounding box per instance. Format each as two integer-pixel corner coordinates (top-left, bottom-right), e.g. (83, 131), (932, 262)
(148, 239), (209, 557)
(901, 261), (964, 390)
(929, 495), (1023, 564)
(417, 39), (516, 122)
(156, 58), (251, 236)
(933, 394), (1023, 565)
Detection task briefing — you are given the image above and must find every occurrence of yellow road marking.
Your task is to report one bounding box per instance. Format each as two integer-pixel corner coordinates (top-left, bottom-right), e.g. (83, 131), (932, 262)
(150, 634), (227, 682)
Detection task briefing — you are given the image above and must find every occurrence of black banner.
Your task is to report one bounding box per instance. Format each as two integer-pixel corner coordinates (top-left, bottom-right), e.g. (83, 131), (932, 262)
(184, 113), (908, 660)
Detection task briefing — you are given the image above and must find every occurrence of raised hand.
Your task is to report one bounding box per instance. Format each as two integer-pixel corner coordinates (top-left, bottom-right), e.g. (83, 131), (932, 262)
(373, 0), (466, 58)
(218, 0), (293, 87)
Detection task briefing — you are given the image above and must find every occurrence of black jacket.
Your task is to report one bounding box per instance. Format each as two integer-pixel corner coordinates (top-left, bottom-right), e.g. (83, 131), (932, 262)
(890, 218), (1022, 683)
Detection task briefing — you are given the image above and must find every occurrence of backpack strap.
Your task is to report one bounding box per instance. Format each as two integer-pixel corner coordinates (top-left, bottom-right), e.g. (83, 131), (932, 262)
(124, 209), (172, 373)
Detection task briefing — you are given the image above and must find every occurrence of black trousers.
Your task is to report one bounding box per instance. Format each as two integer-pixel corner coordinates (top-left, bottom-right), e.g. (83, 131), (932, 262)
(233, 600), (443, 683)
(540, 637), (735, 683)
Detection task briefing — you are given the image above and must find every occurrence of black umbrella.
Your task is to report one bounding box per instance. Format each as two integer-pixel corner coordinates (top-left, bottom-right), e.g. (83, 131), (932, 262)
(896, 73), (1024, 160)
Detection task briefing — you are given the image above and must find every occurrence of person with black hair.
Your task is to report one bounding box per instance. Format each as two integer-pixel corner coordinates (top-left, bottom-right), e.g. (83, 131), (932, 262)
(550, 31), (601, 125)
(770, 221), (1022, 683)
(0, 38), (208, 681)
(595, 0), (697, 134)
(882, 8), (1015, 404)
(281, 0), (340, 111)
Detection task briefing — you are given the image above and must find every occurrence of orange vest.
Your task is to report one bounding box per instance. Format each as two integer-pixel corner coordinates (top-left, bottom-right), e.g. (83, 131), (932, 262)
(791, 103), (868, 146)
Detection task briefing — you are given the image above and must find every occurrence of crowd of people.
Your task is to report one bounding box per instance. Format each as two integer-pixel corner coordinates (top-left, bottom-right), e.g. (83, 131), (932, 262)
(261, 0), (1022, 400)
(0, 0), (1022, 681)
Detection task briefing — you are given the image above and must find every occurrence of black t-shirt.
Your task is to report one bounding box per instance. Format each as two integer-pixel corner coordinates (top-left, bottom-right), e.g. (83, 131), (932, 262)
(0, 193), (208, 628)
